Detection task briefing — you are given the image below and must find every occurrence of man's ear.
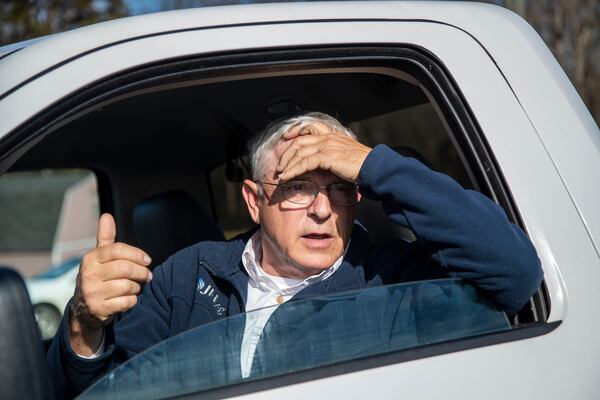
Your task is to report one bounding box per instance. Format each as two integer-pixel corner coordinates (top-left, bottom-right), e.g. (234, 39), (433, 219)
(242, 179), (261, 224)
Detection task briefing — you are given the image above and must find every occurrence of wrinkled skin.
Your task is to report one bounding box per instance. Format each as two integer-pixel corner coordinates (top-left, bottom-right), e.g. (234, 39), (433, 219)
(242, 122), (372, 279)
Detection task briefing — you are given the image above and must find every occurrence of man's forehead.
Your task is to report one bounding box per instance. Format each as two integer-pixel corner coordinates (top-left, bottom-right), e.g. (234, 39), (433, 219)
(295, 170), (347, 184)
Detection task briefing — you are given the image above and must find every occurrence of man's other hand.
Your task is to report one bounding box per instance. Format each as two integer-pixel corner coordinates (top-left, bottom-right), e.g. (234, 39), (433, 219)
(68, 213), (152, 356)
(276, 122), (372, 183)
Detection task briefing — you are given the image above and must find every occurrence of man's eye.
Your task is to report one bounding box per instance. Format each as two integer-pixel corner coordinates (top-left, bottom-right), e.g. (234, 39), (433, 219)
(331, 184), (354, 193)
(288, 182), (308, 192)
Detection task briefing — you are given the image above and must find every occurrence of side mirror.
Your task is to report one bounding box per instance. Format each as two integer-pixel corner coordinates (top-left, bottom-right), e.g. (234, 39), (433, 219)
(0, 267), (53, 400)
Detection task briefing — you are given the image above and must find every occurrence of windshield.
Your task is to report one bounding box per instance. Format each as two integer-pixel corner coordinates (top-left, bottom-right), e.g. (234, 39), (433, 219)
(80, 278), (509, 399)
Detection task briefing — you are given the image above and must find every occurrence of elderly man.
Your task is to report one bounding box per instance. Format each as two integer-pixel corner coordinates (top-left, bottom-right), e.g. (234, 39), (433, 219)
(48, 112), (542, 397)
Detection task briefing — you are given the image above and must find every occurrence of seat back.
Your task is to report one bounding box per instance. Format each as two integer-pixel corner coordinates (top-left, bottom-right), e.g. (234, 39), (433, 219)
(0, 267), (53, 400)
(132, 191), (224, 267)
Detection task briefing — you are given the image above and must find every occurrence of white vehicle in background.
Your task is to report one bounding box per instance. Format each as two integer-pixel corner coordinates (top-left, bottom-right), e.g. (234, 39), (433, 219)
(0, 1), (599, 399)
(25, 258), (80, 339)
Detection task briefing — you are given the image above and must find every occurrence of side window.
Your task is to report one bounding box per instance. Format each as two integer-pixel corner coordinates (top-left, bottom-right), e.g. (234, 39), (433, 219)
(350, 104), (473, 243)
(81, 279), (510, 399)
(0, 169), (99, 339)
(349, 104), (472, 188)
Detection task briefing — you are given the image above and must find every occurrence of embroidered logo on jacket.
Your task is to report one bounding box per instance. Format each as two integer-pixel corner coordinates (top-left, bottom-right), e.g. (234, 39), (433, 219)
(196, 277), (226, 316)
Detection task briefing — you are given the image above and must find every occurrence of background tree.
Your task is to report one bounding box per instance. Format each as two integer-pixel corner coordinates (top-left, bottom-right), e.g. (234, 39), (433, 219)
(496, 0), (600, 125)
(0, 0), (127, 45)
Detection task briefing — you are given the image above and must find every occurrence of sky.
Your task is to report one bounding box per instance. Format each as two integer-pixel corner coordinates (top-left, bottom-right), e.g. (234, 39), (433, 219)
(124, 0), (163, 15)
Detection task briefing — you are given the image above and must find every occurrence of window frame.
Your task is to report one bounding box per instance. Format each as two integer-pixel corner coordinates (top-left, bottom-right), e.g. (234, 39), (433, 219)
(0, 44), (554, 395)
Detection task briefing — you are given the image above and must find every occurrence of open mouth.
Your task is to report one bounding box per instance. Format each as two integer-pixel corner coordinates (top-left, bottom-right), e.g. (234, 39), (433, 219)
(301, 233), (334, 248)
(302, 233), (332, 240)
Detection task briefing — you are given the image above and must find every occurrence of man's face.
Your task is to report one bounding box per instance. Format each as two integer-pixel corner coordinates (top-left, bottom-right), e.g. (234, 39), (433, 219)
(243, 140), (356, 279)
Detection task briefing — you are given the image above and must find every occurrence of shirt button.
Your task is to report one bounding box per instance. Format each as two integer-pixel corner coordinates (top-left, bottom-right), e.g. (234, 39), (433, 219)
(276, 295), (284, 304)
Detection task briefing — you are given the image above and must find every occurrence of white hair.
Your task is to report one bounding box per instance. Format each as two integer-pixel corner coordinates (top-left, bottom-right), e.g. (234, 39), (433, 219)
(248, 112), (357, 182)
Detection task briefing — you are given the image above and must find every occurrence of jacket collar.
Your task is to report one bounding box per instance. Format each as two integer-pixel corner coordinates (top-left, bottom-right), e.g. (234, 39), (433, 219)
(197, 222), (371, 304)
(198, 227), (258, 278)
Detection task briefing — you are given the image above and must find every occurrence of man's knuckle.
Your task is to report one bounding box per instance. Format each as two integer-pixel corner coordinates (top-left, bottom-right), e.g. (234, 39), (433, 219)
(112, 242), (126, 254)
(81, 285), (94, 300)
(109, 280), (123, 293)
(87, 302), (101, 317)
(123, 280), (136, 293)
(83, 263), (100, 278)
(130, 281), (141, 294)
(117, 260), (133, 276)
(112, 279), (130, 296)
(119, 296), (136, 310)
(82, 252), (98, 268)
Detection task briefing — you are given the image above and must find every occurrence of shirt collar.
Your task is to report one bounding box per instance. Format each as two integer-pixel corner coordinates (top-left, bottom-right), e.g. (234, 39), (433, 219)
(242, 230), (348, 294)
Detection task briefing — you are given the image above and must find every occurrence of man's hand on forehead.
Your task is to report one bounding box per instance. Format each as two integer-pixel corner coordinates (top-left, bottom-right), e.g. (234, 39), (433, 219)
(276, 121), (372, 183)
(282, 121), (336, 139)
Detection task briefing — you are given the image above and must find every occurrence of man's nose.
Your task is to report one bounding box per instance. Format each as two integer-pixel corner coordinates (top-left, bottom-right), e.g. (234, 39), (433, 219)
(308, 189), (333, 221)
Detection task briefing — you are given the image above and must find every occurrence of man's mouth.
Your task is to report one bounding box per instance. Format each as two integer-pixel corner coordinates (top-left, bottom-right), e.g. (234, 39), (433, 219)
(302, 233), (332, 240)
(301, 233), (334, 248)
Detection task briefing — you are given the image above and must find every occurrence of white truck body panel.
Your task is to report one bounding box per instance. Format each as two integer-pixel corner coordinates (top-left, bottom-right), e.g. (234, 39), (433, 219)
(0, 2), (598, 398)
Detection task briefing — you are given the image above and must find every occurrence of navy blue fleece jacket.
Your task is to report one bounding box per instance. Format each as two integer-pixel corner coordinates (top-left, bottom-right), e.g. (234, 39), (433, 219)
(47, 144), (543, 398)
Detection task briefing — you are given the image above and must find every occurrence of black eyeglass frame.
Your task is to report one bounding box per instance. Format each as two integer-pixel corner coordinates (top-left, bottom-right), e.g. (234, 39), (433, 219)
(259, 180), (359, 207)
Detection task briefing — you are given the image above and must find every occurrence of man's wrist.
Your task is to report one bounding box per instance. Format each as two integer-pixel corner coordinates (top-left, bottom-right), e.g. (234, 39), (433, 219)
(74, 329), (106, 359)
(68, 312), (105, 357)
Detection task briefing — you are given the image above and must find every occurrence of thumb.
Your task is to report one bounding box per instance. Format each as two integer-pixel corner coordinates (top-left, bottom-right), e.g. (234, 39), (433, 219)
(96, 213), (116, 248)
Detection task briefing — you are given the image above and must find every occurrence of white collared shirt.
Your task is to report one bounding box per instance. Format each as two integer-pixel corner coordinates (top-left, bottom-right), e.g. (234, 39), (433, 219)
(239, 230), (345, 378)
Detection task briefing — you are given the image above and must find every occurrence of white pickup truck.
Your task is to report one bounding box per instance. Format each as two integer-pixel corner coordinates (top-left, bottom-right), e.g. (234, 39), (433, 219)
(0, 2), (598, 399)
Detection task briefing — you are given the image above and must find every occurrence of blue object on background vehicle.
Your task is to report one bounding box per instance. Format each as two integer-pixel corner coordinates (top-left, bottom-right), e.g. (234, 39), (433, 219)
(34, 257), (81, 280)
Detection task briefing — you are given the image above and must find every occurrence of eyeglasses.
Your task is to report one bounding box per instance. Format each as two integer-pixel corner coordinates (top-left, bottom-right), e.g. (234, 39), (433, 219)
(260, 180), (359, 207)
